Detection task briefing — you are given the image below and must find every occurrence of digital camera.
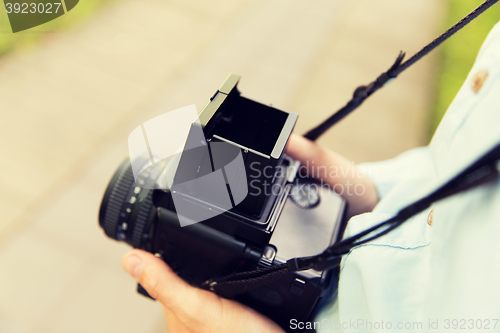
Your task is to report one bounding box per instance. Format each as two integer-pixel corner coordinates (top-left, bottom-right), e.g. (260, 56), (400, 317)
(99, 74), (347, 332)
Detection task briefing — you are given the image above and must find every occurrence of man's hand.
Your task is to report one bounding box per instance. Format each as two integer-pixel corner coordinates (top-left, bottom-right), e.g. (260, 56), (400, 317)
(122, 249), (285, 333)
(286, 134), (379, 218)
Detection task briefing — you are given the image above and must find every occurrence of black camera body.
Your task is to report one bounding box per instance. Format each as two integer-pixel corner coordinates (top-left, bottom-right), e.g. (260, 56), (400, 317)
(99, 74), (347, 331)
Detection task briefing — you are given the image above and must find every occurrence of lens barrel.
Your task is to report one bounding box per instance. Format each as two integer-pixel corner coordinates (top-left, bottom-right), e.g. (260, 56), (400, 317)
(99, 160), (154, 248)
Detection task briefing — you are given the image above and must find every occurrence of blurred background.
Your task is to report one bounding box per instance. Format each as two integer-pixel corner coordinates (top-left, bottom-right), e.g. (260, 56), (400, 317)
(0, 0), (498, 332)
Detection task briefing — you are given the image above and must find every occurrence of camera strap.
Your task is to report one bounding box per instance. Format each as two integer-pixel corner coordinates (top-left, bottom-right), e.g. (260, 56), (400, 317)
(204, 143), (500, 297)
(304, 0), (499, 141)
(201, 0), (500, 298)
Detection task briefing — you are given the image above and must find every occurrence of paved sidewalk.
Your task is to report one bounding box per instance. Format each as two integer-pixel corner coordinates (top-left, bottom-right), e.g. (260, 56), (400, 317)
(0, 0), (444, 332)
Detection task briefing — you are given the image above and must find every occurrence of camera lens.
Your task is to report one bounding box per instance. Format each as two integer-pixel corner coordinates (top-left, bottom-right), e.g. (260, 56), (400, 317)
(99, 159), (155, 248)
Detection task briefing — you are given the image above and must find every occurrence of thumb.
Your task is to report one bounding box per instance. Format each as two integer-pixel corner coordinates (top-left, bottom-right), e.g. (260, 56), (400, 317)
(121, 249), (199, 311)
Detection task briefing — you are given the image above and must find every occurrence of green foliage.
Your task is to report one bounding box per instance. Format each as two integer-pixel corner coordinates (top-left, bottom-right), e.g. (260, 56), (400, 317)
(431, 1), (500, 136)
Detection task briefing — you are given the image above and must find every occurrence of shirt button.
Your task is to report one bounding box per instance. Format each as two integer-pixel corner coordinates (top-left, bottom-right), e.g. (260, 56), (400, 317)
(471, 70), (488, 93)
(427, 209), (434, 226)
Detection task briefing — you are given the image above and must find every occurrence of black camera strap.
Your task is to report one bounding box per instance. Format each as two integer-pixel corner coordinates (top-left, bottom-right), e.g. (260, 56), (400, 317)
(202, 0), (500, 298)
(304, 0), (499, 141)
(204, 143), (500, 297)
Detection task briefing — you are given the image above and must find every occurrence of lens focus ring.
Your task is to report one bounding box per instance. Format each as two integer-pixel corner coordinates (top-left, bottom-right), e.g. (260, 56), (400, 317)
(131, 190), (153, 248)
(102, 163), (135, 239)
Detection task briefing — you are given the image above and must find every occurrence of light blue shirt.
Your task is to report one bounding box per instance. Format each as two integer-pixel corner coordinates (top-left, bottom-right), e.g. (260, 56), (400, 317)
(314, 22), (500, 332)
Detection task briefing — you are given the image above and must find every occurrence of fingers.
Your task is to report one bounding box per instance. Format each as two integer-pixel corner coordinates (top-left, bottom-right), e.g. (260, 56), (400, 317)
(285, 134), (323, 163)
(286, 134), (338, 178)
(122, 249), (198, 311)
(122, 250), (222, 331)
(122, 250), (286, 333)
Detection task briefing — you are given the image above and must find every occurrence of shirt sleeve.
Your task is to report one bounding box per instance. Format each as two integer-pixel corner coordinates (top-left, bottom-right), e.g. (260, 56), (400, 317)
(357, 146), (434, 201)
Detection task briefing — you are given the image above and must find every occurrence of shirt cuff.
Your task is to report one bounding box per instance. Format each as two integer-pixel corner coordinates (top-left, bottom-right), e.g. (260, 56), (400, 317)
(357, 146), (432, 200)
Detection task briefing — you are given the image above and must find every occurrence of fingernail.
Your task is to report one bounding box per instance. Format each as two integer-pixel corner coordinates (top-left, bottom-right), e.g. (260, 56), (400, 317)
(123, 255), (144, 280)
